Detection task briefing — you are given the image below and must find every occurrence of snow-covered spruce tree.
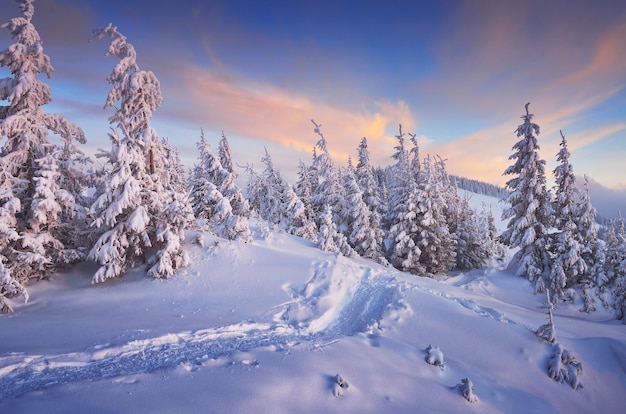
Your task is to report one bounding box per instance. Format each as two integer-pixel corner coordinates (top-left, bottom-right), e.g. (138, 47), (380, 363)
(218, 131), (235, 175)
(478, 204), (507, 263)
(88, 24), (193, 282)
(161, 138), (187, 194)
(0, 0), (88, 304)
(549, 131), (586, 302)
(317, 204), (354, 256)
(214, 132), (249, 217)
(385, 125), (423, 273)
(501, 103), (553, 291)
(189, 130), (250, 241)
(355, 137), (385, 261)
(258, 148), (315, 239)
(310, 120), (345, 232)
(342, 159), (379, 259)
(453, 192), (489, 271)
(414, 155), (455, 275)
(243, 162), (264, 217)
(607, 217), (626, 319)
(295, 160), (316, 225)
(575, 176), (605, 313)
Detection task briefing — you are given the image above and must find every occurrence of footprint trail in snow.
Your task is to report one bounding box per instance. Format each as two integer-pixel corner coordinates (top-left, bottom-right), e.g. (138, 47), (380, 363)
(0, 258), (410, 399)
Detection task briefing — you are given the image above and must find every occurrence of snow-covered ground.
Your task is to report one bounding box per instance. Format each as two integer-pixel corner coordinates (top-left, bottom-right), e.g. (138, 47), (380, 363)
(1, 194), (625, 413)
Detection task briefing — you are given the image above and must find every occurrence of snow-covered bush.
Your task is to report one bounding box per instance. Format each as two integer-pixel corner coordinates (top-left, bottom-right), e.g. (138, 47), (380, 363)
(332, 373), (349, 398)
(536, 290), (557, 344)
(425, 344), (444, 369)
(457, 377), (478, 403)
(547, 343), (583, 390)
(0, 258), (28, 313)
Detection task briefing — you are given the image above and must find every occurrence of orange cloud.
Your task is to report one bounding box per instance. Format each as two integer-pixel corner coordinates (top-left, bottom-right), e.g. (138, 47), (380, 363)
(166, 66), (417, 168)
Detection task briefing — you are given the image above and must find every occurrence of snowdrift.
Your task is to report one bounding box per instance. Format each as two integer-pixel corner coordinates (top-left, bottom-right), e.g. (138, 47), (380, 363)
(1, 214), (625, 413)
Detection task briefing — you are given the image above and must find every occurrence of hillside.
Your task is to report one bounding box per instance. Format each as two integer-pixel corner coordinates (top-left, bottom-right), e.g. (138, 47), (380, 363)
(1, 192), (625, 413)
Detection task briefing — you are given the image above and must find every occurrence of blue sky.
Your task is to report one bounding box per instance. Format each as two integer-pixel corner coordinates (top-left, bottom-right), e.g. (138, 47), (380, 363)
(1, 0), (625, 216)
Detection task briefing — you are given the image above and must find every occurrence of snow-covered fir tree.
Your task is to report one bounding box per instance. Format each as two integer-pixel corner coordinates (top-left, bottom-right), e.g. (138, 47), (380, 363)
(575, 175), (605, 312)
(161, 138), (187, 194)
(549, 131), (586, 302)
(243, 162), (264, 216)
(355, 137), (385, 261)
(88, 24), (193, 282)
(414, 155), (455, 275)
(342, 159), (380, 260)
(218, 131), (235, 175)
(294, 160), (316, 225)
(214, 132), (248, 217)
(258, 148), (315, 239)
(606, 217), (626, 318)
(501, 103), (553, 291)
(189, 130), (250, 241)
(453, 192), (489, 271)
(309, 120), (345, 232)
(386, 125), (423, 273)
(317, 204), (354, 257)
(0, 0), (88, 308)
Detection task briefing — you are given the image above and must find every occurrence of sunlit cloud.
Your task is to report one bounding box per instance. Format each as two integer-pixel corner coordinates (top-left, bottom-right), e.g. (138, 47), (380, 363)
(160, 66), (417, 169)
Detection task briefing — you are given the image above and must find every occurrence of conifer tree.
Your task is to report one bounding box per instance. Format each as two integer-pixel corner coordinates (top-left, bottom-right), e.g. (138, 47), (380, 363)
(214, 132), (249, 217)
(355, 137), (385, 260)
(386, 125), (423, 273)
(189, 131), (250, 241)
(549, 131), (586, 301)
(501, 103), (553, 291)
(575, 176), (605, 310)
(295, 160), (316, 224)
(218, 131), (235, 175)
(310, 120), (344, 231)
(606, 217), (626, 317)
(88, 24), (192, 282)
(317, 204), (354, 257)
(0, 0), (88, 307)
(342, 160), (379, 259)
(414, 155), (455, 275)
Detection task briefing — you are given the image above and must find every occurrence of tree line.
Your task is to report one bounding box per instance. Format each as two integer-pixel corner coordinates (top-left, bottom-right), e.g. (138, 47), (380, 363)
(501, 103), (626, 317)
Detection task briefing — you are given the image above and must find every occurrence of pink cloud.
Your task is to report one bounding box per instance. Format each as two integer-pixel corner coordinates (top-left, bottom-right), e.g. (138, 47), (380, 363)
(163, 66), (417, 169)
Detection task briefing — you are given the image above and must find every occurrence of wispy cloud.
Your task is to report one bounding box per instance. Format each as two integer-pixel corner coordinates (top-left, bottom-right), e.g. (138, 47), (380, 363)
(159, 66), (417, 168)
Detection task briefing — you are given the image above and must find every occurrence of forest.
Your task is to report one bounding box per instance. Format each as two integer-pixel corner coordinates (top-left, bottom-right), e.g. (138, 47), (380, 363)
(1, 0), (625, 321)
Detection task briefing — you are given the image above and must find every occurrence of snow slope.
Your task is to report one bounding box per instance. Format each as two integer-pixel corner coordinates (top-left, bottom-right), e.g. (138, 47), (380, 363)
(1, 196), (625, 413)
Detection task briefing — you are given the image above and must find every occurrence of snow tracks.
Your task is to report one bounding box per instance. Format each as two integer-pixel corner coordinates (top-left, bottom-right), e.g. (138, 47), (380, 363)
(0, 256), (409, 399)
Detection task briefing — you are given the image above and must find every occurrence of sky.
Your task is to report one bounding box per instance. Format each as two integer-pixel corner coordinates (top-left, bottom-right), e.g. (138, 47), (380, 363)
(1, 0), (625, 217)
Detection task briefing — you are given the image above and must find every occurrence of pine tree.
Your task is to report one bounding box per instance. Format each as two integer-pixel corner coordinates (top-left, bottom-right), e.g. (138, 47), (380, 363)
(214, 132), (249, 217)
(342, 160), (378, 259)
(310, 120), (345, 231)
(355, 137), (385, 261)
(243, 163), (264, 217)
(549, 131), (586, 301)
(453, 193), (489, 271)
(295, 160), (316, 224)
(501, 103), (553, 290)
(606, 217), (626, 318)
(88, 24), (192, 282)
(575, 175), (605, 312)
(386, 125), (423, 273)
(189, 131), (250, 241)
(258, 148), (314, 238)
(317, 204), (354, 257)
(218, 131), (235, 175)
(414, 156), (455, 275)
(0, 0), (88, 306)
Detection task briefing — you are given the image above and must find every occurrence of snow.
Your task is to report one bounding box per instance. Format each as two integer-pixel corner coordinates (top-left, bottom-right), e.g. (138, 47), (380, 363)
(1, 195), (626, 413)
